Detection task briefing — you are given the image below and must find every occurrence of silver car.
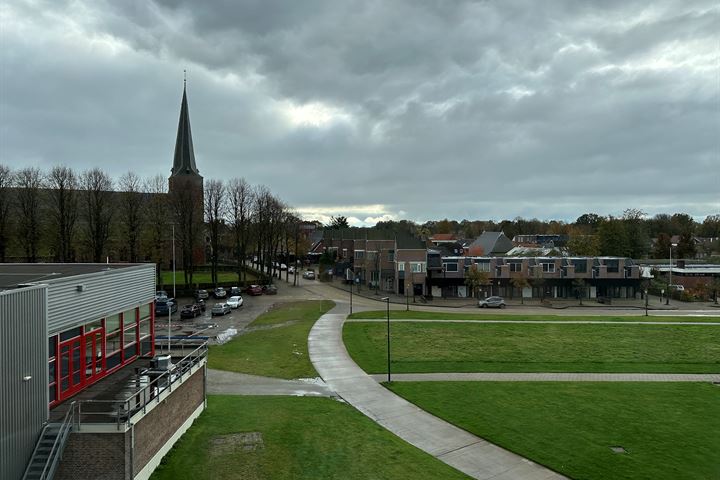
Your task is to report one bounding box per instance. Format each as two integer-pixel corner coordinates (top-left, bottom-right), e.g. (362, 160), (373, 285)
(211, 303), (231, 316)
(478, 296), (506, 308)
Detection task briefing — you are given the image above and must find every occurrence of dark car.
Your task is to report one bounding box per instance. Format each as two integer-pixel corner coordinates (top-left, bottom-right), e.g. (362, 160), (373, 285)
(478, 296), (506, 308)
(155, 290), (168, 301)
(246, 284), (263, 296)
(180, 304), (202, 319)
(214, 287), (227, 299)
(229, 286), (242, 297)
(262, 284), (278, 295)
(195, 289), (209, 300)
(196, 298), (206, 311)
(155, 298), (178, 316)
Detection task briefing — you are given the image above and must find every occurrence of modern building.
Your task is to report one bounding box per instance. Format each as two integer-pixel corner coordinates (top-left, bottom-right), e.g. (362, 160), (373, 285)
(1, 263), (207, 480)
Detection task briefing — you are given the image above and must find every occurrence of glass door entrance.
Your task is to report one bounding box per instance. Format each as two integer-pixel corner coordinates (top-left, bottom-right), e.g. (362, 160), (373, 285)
(59, 337), (83, 400)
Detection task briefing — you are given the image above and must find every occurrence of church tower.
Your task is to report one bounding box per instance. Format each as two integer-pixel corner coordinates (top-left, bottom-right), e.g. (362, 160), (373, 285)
(169, 79), (204, 197)
(168, 78), (205, 267)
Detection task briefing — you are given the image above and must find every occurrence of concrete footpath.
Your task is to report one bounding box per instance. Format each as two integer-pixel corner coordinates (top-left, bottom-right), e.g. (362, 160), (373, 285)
(207, 369), (335, 397)
(308, 305), (567, 480)
(369, 372), (720, 383)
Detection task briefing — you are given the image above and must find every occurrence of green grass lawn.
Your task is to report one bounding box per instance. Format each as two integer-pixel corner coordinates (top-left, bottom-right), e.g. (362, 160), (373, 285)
(348, 310), (720, 322)
(158, 270), (257, 286)
(208, 300), (334, 379)
(387, 382), (720, 480)
(344, 322), (720, 374)
(150, 395), (469, 480)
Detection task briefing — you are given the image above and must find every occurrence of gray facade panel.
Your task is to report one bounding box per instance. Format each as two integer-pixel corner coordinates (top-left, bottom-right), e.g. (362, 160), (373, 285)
(47, 264), (155, 335)
(1, 285), (48, 480)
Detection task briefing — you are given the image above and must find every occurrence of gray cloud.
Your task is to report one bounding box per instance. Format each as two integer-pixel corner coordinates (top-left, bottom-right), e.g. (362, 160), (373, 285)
(1, 0), (718, 225)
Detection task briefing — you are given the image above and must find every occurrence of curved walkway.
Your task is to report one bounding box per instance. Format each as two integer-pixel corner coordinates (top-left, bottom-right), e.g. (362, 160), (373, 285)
(369, 372), (720, 382)
(308, 305), (567, 480)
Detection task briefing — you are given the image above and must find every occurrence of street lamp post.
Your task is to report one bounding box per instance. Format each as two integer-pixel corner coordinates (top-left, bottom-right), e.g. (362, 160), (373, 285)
(169, 223), (176, 353)
(667, 243), (676, 305)
(382, 297), (391, 383)
(645, 289), (649, 316)
(348, 269), (354, 315)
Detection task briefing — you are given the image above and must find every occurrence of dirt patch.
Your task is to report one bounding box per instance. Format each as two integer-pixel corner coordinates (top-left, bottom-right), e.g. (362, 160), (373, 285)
(210, 432), (265, 455)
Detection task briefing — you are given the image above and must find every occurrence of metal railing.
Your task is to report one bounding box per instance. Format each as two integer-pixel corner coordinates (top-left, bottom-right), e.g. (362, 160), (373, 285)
(22, 402), (75, 480)
(73, 342), (208, 431)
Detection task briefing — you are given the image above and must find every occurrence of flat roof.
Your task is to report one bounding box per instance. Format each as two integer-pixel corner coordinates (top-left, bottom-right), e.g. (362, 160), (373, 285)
(0, 263), (150, 290)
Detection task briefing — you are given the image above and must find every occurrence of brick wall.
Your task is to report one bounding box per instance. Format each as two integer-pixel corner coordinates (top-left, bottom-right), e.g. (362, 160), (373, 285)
(55, 432), (130, 480)
(133, 366), (205, 473)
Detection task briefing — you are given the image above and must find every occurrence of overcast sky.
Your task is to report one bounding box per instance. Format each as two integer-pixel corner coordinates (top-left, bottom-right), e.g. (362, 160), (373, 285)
(1, 0), (718, 226)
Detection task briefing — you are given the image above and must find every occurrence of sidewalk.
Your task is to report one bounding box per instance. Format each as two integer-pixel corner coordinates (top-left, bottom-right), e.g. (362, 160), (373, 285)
(324, 279), (688, 311)
(369, 373), (720, 383)
(308, 303), (566, 480)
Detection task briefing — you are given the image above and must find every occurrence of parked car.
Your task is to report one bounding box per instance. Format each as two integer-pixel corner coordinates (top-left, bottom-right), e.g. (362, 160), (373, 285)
(288, 266), (296, 274)
(214, 287), (227, 299)
(180, 304), (202, 319)
(229, 286), (242, 297)
(196, 298), (206, 311)
(211, 303), (231, 316)
(302, 270), (315, 280)
(155, 290), (168, 301)
(195, 289), (209, 300)
(155, 298), (177, 315)
(478, 296), (506, 308)
(262, 285), (277, 295)
(246, 284), (263, 296)
(226, 295), (244, 308)
(669, 284), (685, 291)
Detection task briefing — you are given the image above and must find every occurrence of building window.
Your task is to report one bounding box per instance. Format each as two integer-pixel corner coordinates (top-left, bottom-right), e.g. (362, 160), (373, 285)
(367, 251), (377, 261)
(397, 262), (405, 272)
(572, 260), (587, 273)
(509, 262), (522, 272)
(542, 263), (555, 273)
(388, 250), (395, 262)
(474, 261), (491, 272)
(605, 259), (619, 273)
(60, 327), (82, 341)
(443, 262), (459, 272)
(410, 262), (426, 273)
(355, 250), (365, 260)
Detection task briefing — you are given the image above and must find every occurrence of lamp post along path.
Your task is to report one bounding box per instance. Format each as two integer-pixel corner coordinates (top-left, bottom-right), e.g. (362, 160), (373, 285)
(382, 297), (391, 383)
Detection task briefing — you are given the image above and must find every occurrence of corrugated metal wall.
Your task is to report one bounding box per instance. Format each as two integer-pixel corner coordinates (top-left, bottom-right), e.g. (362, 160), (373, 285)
(47, 264), (155, 335)
(1, 284), (48, 480)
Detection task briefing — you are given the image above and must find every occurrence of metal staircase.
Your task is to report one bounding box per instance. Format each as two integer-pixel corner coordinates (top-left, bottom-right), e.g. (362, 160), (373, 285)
(22, 404), (74, 480)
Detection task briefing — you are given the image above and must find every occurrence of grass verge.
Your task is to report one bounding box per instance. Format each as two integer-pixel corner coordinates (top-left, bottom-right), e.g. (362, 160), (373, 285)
(159, 270), (257, 286)
(208, 300), (334, 379)
(387, 382), (720, 480)
(150, 395), (469, 480)
(348, 310), (720, 322)
(344, 322), (720, 373)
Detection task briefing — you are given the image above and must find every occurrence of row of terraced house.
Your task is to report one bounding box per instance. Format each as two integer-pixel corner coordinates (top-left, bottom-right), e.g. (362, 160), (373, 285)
(316, 229), (642, 299)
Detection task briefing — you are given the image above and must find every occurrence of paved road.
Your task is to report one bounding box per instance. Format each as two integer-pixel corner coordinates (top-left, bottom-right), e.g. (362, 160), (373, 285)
(308, 303), (567, 480)
(369, 372), (720, 383)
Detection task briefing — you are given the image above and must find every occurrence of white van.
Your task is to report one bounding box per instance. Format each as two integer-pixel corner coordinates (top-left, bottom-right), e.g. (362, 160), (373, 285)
(669, 284), (685, 291)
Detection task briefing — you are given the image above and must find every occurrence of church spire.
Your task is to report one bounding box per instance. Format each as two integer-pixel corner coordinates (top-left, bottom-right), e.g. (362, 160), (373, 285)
(171, 76), (200, 177)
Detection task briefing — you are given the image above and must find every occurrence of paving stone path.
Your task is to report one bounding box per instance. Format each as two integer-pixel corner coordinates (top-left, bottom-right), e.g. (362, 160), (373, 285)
(309, 307), (567, 480)
(369, 372), (720, 383)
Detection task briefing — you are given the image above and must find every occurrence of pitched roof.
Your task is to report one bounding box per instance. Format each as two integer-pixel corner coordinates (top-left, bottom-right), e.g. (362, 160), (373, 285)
(468, 231), (513, 256)
(171, 85), (200, 178)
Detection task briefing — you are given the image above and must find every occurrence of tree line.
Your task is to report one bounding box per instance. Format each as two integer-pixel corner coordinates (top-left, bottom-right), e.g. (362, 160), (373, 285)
(374, 210), (719, 259)
(0, 164), (307, 287)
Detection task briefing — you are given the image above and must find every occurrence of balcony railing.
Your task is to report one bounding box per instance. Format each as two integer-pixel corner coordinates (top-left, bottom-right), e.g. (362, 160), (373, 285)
(72, 342), (208, 431)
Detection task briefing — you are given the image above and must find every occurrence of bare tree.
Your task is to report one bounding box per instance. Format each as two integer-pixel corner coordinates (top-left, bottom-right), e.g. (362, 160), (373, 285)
(47, 166), (79, 262)
(204, 179), (225, 286)
(144, 175), (169, 283)
(169, 180), (203, 287)
(118, 171), (144, 262)
(227, 178), (253, 283)
(80, 168), (114, 262)
(14, 167), (44, 262)
(0, 165), (12, 262)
